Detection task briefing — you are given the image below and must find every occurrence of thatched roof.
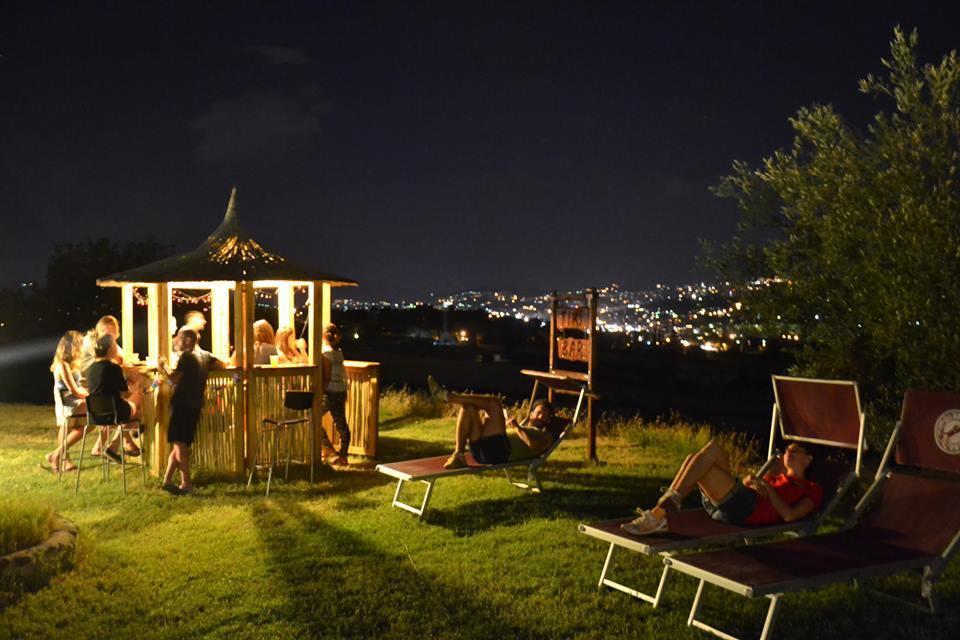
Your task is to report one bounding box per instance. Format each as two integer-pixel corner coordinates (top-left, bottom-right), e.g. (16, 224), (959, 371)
(97, 188), (357, 287)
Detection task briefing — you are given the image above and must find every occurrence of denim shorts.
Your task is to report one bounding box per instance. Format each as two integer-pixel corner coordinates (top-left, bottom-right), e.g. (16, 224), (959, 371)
(701, 483), (757, 525)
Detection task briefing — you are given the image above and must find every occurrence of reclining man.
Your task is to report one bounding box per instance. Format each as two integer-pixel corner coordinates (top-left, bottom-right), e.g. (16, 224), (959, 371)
(428, 376), (557, 470)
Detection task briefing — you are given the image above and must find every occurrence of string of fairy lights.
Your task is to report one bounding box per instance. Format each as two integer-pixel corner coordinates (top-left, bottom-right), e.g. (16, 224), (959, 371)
(132, 286), (312, 318)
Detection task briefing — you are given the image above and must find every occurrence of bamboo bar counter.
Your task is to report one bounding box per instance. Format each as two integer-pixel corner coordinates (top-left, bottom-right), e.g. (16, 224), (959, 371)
(96, 189), (379, 478)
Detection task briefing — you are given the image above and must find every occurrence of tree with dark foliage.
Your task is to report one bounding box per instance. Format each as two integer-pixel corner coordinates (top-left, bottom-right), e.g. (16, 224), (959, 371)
(708, 28), (960, 441)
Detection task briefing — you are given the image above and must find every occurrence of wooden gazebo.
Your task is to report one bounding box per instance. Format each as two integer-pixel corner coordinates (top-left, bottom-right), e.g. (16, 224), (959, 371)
(97, 188), (379, 478)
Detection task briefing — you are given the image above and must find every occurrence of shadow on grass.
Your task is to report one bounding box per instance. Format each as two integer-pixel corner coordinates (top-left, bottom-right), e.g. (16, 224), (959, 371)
(248, 500), (554, 639)
(377, 415), (431, 431)
(419, 478), (665, 537)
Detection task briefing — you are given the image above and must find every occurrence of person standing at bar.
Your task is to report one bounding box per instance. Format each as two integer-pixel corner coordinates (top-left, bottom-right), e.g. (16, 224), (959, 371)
(321, 324), (351, 466)
(158, 327), (225, 495)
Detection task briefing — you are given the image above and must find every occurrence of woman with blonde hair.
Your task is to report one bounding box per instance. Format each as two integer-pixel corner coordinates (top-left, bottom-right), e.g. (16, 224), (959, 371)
(253, 319), (278, 365)
(46, 330), (89, 472)
(275, 326), (307, 364)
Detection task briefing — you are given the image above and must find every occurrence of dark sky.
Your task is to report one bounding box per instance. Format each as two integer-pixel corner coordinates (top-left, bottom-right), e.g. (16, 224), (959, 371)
(2, 1), (959, 300)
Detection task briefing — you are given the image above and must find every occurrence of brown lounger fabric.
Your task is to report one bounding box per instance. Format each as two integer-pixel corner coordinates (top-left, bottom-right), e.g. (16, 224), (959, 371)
(382, 453), (487, 476)
(774, 377), (860, 447)
(592, 512), (758, 547)
(671, 529), (930, 595)
(896, 390), (960, 476)
(671, 471), (960, 594)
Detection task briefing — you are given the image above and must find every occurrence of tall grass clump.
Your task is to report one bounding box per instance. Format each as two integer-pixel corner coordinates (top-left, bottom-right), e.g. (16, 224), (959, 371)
(601, 413), (761, 475)
(0, 497), (56, 555)
(379, 386), (446, 420)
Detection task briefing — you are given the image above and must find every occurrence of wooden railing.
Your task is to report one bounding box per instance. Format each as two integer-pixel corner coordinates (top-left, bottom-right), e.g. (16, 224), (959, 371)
(323, 361), (380, 457)
(192, 370), (244, 475)
(144, 361), (379, 478)
(248, 366), (315, 472)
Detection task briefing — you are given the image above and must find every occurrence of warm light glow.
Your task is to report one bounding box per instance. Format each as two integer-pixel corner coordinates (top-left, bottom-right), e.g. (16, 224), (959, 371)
(253, 280), (312, 288)
(168, 281), (235, 290)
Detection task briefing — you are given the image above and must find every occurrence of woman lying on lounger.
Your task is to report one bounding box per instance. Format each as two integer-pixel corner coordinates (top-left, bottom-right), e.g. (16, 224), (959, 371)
(428, 376), (556, 470)
(623, 439), (823, 536)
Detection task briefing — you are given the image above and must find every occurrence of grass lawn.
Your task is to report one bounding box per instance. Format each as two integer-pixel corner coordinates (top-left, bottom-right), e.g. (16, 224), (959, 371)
(0, 401), (956, 639)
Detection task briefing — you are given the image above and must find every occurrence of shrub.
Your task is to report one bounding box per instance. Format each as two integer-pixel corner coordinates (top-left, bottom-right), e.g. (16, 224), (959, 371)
(0, 497), (56, 556)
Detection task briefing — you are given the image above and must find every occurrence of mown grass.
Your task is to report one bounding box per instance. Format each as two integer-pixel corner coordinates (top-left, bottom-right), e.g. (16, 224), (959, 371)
(0, 398), (956, 639)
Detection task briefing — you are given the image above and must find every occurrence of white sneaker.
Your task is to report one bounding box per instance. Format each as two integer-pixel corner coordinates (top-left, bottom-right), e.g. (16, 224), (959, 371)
(621, 510), (668, 536)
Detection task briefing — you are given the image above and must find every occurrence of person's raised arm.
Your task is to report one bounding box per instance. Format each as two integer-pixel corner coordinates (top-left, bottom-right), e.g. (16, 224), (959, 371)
(759, 479), (815, 522)
(158, 356), (183, 385)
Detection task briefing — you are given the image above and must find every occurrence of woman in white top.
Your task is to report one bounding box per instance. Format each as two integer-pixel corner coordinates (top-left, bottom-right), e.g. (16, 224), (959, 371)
(321, 323), (350, 465)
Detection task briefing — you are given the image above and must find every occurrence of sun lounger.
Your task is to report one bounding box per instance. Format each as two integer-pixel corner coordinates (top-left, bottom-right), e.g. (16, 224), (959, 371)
(578, 375), (865, 607)
(664, 389), (960, 640)
(376, 369), (593, 518)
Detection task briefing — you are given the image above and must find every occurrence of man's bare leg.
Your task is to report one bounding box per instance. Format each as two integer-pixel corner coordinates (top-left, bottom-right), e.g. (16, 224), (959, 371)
(177, 445), (192, 492)
(453, 406), (482, 454)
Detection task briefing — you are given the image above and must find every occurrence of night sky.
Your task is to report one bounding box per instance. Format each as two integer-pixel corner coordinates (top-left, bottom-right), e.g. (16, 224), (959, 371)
(3, 1), (959, 300)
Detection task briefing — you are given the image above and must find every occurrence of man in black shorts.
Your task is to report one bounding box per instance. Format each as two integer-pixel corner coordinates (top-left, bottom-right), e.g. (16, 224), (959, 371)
(159, 328), (224, 495)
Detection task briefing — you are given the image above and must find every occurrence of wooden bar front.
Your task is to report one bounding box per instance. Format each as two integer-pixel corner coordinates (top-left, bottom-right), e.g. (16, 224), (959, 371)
(140, 361), (379, 477)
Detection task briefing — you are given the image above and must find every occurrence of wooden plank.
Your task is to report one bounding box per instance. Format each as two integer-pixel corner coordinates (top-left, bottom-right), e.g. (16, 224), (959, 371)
(310, 281), (325, 463)
(211, 284), (231, 360)
(155, 283), (172, 468)
(147, 284), (159, 363)
(307, 283), (316, 366)
(277, 284), (295, 331)
(321, 282), (332, 330)
(157, 283), (171, 366)
(235, 281), (255, 475)
(121, 284), (134, 357)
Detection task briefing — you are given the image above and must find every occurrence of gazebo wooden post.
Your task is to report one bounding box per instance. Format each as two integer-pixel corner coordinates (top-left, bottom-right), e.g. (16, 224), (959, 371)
(235, 281), (255, 476)
(321, 283), (332, 328)
(277, 284), (295, 330)
(121, 284), (134, 356)
(310, 281), (326, 464)
(147, 283), (172, 474)
(210, 284), (231, 360)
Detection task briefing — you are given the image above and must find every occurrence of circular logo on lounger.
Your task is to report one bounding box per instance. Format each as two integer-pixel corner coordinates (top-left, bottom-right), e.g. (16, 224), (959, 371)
(934, 410), (960, 455)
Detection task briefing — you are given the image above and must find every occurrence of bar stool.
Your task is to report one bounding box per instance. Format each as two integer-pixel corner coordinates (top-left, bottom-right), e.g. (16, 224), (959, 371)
(246, 390), (315, 496)
(52, 389), (87, 482)
(74, 395), (147, 495)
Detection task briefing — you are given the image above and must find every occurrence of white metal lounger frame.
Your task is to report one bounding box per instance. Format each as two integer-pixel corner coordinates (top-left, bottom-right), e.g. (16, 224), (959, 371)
(581, 376), (865, 607)
(667, 419), (960, 640)
(377, 376), (587, 519)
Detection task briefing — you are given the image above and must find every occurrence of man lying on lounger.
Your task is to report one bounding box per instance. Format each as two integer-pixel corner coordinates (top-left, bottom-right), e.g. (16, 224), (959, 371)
(623, 440), (823, 536)
(428, 376), (556, 470)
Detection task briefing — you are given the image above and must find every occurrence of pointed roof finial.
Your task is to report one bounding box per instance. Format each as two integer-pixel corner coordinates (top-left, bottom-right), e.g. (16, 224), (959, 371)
(224, 186), (238, 224)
